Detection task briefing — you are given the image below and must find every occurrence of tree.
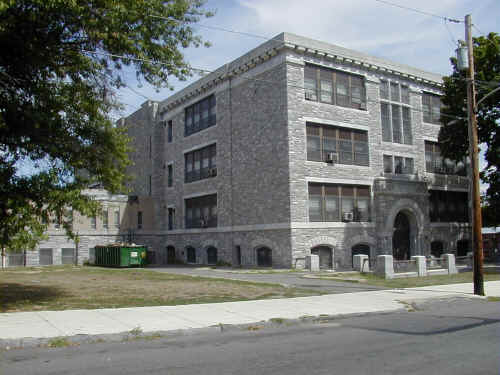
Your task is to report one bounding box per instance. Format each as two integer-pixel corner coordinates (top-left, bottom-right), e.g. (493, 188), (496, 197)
(0, 0), (212, 253)
(439, 32), (500, 216)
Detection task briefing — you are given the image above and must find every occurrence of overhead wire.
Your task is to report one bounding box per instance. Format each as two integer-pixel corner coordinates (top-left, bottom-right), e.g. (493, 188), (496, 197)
(370, 0), (461, 23)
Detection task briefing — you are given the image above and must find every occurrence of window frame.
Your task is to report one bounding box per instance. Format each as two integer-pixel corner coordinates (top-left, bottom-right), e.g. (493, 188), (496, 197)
(379, 79), (413, 145)
(422, 92), (442, 124)
(425, 141), (466, 176)
(304, 64), (367, 110)
(308, 183), (371, 222)
(184, 144), (217, 183)
(185, 194), (217, 229)
(306, 123), (369, 167)
(383, 154), (414, 175)
(184, 95), (216, 137)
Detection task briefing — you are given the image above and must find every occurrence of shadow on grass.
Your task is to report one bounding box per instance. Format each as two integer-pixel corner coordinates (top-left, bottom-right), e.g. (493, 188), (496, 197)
(0, 283), (67, 312)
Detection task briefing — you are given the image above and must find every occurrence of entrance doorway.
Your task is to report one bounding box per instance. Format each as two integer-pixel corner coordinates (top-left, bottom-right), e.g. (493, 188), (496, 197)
(393, 212), (411, 260)
(457, 239), (470, 257)
(311, 246), (333, 269)
(351, 244), (370, 267)
(186, 246), (196, 264)
(207, 246), (218, 265)
(256, 247), (272, 267)
(430, 241), (444, 258)
(166, 246), (176, 264)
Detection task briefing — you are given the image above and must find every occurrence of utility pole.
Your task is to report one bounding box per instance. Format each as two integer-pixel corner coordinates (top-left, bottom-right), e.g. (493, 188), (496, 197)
(465, 14), (484, 296)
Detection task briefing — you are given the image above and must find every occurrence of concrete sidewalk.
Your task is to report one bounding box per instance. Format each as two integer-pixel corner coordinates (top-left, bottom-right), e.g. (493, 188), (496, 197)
(1, 281), (499, 343)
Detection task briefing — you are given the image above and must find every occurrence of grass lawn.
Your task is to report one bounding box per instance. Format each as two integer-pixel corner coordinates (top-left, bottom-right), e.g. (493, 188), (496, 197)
(0, 266), (319, 313)
(313, 270), (500, 289)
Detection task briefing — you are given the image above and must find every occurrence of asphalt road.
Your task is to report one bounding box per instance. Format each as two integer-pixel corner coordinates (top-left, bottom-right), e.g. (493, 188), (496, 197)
(2, 298), (499, 375)
(149, 266), (387, 294)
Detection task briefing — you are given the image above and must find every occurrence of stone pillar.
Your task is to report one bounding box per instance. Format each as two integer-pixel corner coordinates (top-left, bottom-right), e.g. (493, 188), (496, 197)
(305, 254), (319, 272)
(353, 254), (369, 272)
(375, 255), (394, 279)
(411, 255), (427, 277)
(442, 254), (457, 274)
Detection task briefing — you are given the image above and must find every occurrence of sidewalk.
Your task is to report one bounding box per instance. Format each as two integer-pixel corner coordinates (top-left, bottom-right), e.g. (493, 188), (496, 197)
(1, 281), (499, 343)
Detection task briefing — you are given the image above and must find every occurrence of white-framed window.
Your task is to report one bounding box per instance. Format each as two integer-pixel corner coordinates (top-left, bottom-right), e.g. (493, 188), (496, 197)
(380, 80), (412, 145)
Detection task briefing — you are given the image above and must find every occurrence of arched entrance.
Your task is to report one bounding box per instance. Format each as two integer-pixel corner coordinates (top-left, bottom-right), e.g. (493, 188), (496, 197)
(393, 212), (412, 260)
(430, 241), (444, 258)
(207, 246), (218, 265)
(256, 247), (272, 267)
(351, 244), (370, 267)
(311, 246), (333, 269)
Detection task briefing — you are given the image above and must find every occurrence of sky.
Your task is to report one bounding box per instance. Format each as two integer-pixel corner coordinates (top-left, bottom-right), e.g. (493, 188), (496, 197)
(115, 0), (500, 119)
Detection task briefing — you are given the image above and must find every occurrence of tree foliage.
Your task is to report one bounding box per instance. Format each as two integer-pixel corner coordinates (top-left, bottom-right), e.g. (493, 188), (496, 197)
(439, 32), (500, 217)
(0, 0), (212, 251)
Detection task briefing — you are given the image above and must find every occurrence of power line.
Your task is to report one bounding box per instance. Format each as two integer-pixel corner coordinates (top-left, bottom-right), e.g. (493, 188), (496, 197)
(371, 0), (461, 23)
(148, 15), (271, 41)
(443, 19), (458, 48)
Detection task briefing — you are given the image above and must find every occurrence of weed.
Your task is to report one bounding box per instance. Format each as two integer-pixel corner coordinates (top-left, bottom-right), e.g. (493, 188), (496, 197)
(247, 325), (263, 331)
(487, 296), (500, 302)
(269, 317), (285, 324)
(47, 337), (72, 348)
(129, 326), (143, 336)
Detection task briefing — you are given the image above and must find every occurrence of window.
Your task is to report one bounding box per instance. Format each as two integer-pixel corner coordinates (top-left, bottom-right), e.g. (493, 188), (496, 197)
(148, 175), (152, 196)
(383, 155), (414, 174)
(429, 190), (468, 222)
(149, 135), (152, 159)
(185, 194), (217, 228)
(168, 207), (175, 231)
(114, 209), (120, 228)
(422, 92), (442, 124)
(167, 120), (173, 143)
(185, 144), (216, 183)
(425, 141), (466, 175)
(39, 248), (53, 266)
(306, 123), (369, 166)
(185, 95), (216, 136)
(137, 211), (143, 229)
(90, 215), (96, 229)
(308, 183), (371, 222)
(304, 65), (366, 110)
(167, 164), (173, 187)
(61, 248), (75, 265)
(102, 209), (108, 229)
(380, 80), (412, 144)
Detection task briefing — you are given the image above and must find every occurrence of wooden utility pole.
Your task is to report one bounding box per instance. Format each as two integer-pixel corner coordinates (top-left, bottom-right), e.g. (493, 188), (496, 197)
(465, 14), (484, 296)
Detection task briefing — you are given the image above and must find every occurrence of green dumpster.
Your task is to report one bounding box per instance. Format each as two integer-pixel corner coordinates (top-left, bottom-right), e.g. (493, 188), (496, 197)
(94, 245), (148, 267)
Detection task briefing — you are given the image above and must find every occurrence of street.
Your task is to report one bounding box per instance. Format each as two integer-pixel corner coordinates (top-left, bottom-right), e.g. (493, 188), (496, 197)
(1, 297), (498, 375)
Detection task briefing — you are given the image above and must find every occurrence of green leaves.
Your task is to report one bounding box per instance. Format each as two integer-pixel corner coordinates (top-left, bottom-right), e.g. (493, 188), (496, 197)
(439, 32), (500, 210)
(0, 0), (212, 251)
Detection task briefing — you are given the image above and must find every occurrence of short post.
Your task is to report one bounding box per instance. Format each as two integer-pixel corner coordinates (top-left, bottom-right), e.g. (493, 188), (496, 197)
(375, 255), (394, 279)
(305, 254), (320, 272)
(411, 255), (427, 277)
(442, 253), (458, 274)
(353, 254), (369, 272)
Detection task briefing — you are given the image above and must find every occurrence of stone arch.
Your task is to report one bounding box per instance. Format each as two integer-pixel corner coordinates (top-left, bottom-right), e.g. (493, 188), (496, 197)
(430, 240), (445, 258)
(343, 234), (376, 256)
(250, 237), (279, 267)
(383, 198), (425, 236)
(305, 236), (338, 270)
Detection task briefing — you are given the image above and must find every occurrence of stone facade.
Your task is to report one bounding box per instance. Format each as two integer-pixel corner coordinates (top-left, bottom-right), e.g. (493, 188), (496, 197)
(15, 33), (470, 269)
(113, 32), (471, 269)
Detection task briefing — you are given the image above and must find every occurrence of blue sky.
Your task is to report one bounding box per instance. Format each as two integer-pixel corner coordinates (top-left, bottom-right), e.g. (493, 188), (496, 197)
(115, 0), (500, 118)
(113, 0), (499, 188)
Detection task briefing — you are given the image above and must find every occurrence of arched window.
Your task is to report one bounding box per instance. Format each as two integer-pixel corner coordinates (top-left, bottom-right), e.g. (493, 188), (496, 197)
(256, 247), (272, 267)
(186, 246), (196, 264)
(430, 241), (444, 258)
(207, 246), (218, 265)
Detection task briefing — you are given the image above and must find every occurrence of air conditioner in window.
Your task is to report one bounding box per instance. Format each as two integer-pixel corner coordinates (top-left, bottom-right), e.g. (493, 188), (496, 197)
(342, 212), (354, 222)
(359, 102), (367, 110)
(305, 91), (315, 100)
(208, 168), (217, 177)
(326, 152), (338, 164)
